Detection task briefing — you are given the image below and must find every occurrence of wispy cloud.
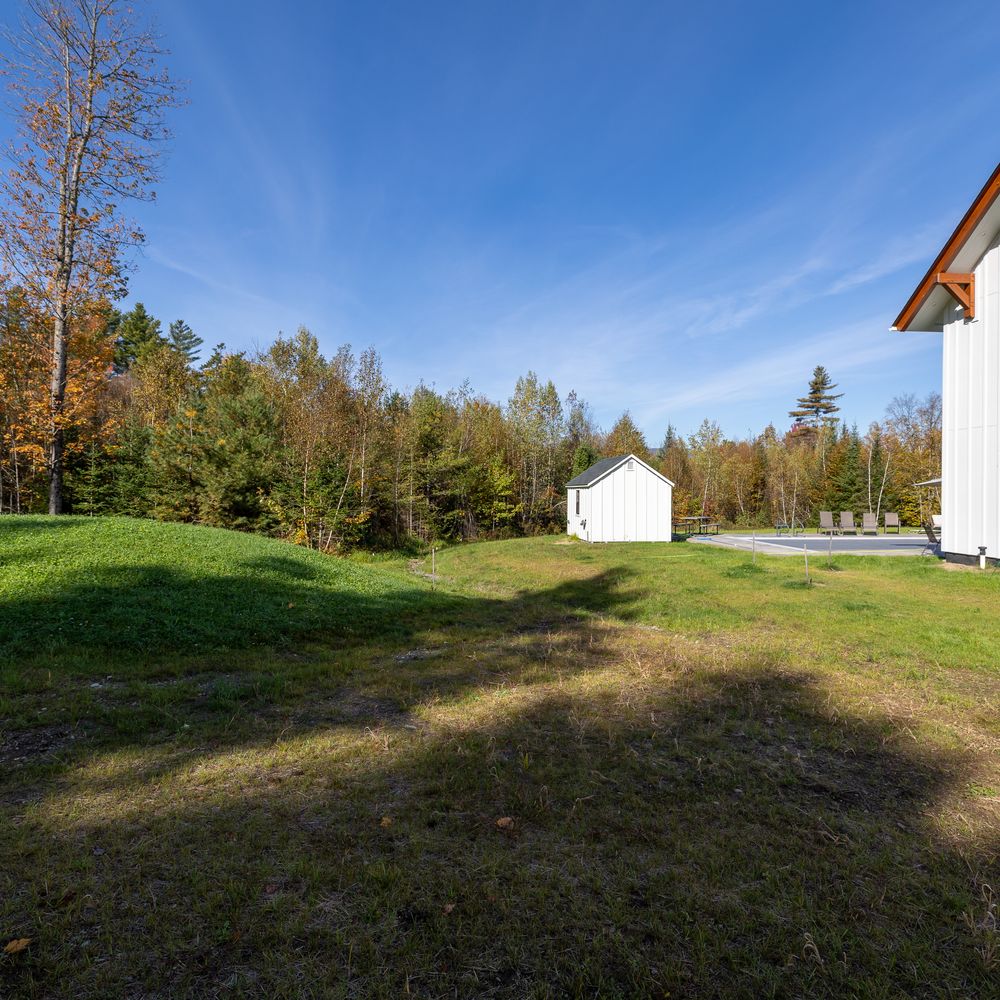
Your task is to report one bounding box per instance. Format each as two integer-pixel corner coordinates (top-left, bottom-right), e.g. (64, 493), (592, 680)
(162, 4), (328, 241)
(391, 214), (923, 429)
(825, 223), (947, 296)
(673, 258), (828, 339)
(146, 247), (291, 311)
(634, 317), (935, 424)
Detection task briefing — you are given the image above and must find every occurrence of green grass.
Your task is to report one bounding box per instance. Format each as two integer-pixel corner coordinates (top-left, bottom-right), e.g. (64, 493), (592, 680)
(0, 516), (433, 661)
(1, 518), (998, 998)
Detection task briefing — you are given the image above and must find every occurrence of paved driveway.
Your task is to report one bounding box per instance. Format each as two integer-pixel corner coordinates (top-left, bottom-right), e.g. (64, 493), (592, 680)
(690, 533), (930, 556)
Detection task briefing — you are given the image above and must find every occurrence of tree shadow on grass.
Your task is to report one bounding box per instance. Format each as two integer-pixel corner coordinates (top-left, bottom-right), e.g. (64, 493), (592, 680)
(2, 530), (998, 995)
(0, 561), (654, 784)
(2, 643), (997, 999)
(0, 553), (641, 665)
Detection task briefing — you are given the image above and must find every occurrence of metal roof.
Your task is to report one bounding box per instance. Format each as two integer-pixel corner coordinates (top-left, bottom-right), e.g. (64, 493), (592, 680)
(566, 455), (629, 488)
(566, 454), (674, 489)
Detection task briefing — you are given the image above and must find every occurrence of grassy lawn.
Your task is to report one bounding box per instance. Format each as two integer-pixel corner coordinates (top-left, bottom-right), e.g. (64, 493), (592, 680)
(1, 517), (998, 998)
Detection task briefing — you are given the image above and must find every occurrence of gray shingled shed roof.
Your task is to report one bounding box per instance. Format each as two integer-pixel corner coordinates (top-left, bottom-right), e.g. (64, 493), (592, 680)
(566, 455), (631, 488)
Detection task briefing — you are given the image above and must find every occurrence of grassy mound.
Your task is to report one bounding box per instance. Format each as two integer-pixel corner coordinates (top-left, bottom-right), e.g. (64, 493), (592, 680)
(0, 516), (431, 662)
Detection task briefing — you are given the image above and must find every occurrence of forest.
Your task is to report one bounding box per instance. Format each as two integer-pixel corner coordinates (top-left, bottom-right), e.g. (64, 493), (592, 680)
(0, 0), (942, 551)
(0, 294), (942, 549)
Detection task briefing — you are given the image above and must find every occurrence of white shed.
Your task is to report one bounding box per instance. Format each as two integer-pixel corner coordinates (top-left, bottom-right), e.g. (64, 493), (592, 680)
(566, 454), (673, 543)
(893, 162), (1000, 565)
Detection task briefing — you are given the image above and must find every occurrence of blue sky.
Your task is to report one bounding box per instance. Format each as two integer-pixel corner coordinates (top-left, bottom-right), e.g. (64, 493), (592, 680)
(5, 0), (1000, 441)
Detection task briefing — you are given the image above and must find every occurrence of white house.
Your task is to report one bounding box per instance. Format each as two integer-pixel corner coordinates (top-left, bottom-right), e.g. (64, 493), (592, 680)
(566, 454), (673, 543)
(893, 162), (1000, 565)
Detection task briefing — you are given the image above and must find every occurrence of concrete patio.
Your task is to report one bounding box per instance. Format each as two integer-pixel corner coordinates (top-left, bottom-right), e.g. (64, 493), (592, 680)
(689, 533), (931, 557)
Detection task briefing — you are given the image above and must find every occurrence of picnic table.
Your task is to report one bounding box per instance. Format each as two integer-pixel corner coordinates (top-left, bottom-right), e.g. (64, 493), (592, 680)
(674, 515), (720, 536)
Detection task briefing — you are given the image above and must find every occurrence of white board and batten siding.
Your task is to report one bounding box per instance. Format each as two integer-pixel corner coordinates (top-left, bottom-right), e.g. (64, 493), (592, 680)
(566, 454), (673, 543)
(941, 233), (1000, 561)
(894, 163), (1000, 564)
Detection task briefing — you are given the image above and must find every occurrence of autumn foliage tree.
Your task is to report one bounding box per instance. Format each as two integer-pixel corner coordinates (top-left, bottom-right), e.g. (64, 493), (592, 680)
(604, 411), (650, 460)
(0, 0), (181, 512)
(0, 272), (945, 539)
(0, 281), (116, 510)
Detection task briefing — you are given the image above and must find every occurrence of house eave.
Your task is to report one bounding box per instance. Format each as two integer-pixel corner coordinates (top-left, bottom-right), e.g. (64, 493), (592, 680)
(893, 162), (1000, 333)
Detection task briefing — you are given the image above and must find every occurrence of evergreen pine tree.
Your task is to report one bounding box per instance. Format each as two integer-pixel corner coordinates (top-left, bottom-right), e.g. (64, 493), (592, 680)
(67, 439), (114, 515)
(108, 420), (154, 516)
(149, 356), (282, 531)
(66, 421), (153, 516)
(149, 399), (206, 522)
(831, 430), (865, 512)
(659, 423), (690, 495)
(789, 366), (843, 430)
(571, 442), (600, 477)
(660, 424), (679, 453)
(198, 385), (281, 530)
(114, 302), (164, 372)
(168, 319), (203, 364)
(201, 342), (228, 375)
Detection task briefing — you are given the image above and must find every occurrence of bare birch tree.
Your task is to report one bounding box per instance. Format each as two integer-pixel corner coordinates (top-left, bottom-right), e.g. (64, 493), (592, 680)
(0, 0), (181, 512)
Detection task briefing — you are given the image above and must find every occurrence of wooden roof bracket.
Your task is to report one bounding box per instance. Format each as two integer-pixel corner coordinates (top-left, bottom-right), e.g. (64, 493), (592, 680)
(892, 162), (1000, 330)
(935, 271), (975, 320)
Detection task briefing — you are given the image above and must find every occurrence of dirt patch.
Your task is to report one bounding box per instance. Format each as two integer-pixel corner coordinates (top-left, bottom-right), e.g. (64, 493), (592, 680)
(407, 558), (440, 582)
(0, 724), (79, 765)
(394, 646), (447, 663)
(512, 616), (579, 637)
(302, 691), (427, 731)
(939, 560), (988, 574)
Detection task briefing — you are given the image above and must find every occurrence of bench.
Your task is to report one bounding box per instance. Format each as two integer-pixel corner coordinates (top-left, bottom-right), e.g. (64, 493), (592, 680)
(775, 520), (804, 536)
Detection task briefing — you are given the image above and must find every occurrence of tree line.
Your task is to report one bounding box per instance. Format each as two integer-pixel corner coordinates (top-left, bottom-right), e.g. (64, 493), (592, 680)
(0, 2), (942, 546)
(0, 300), (942, 546)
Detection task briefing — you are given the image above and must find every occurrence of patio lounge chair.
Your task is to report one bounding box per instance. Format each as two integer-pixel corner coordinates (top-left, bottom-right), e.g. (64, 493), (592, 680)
(921, 522), (941, 556)
(819, 510), (838, 535)
(884, 512), (900, 534)
(839, 511), (857, 535)
(861, 512), (878, 535)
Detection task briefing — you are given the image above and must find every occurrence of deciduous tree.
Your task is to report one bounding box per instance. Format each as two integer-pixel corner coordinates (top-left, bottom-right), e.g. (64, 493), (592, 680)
(0, 0), (181, 512)
(604, 411), (649, 460)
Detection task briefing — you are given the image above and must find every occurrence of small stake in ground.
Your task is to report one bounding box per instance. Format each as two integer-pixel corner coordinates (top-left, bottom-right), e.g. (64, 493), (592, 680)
(752, 530), (756, 566)
(804, 542), (810, 584)
(828, 533), (833, 566)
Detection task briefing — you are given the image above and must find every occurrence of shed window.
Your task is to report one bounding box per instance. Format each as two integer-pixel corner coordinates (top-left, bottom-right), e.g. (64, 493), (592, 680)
(575, 490), (580, 516)
(627, 459), (634, 471)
